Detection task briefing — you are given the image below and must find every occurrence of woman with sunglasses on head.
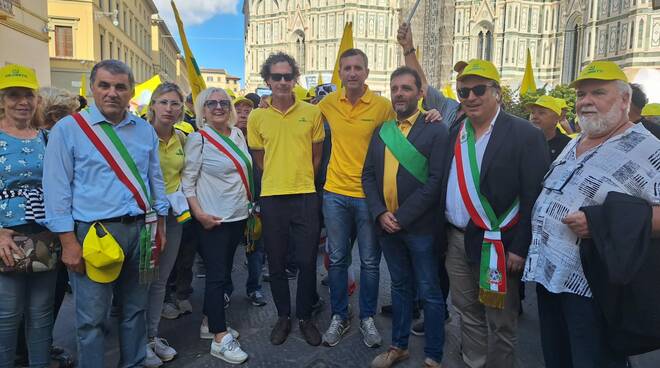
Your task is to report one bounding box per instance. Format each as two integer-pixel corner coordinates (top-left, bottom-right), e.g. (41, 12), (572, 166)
(181, 87), (251, 364)
(142, 82), (189, 367)
(0, 65), (60, 368)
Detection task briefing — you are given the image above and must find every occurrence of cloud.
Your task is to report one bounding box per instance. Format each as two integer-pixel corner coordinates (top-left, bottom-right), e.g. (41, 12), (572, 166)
(154, 0), (239, 31)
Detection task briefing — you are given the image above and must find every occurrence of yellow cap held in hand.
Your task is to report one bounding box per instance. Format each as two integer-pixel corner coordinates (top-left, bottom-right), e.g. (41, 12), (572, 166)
(0, 64), (39, 90)
(527, 95), (563, 116)
(457, 59), (501, 84)
(83, 222), (124, 284)
(570, 61), (628, 88)
(641, 103), (660, 117)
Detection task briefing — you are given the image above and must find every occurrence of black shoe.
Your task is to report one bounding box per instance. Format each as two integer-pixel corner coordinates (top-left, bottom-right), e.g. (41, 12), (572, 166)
(411, 319), (424, 336)
(270, 317), (291, 345)
(311, 297), (325, 316)
(299, 320), (322, 346)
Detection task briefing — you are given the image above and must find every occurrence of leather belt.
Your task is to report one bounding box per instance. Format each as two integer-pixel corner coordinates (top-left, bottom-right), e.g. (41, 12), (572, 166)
(99, 214), (141, 224)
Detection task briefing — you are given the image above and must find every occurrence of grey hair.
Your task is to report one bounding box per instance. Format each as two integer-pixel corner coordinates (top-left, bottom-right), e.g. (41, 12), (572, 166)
(147, 82), (185, 122)
(90, 59), (135, 89)
(194, 88), (237, 128)
(614, 80), (632, 116)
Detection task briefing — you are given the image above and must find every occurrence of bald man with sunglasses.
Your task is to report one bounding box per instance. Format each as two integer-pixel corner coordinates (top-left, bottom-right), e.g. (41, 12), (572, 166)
(443, 60), (549, 368)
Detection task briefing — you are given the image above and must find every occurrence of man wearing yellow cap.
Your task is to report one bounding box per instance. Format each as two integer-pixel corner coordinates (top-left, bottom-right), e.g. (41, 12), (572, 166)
(444, 59), (549, 368)
(527, 95), (572, 161)
(43, 60), (168, 367)
(629, 84), (660, 138)
(523, 61), (660, 367)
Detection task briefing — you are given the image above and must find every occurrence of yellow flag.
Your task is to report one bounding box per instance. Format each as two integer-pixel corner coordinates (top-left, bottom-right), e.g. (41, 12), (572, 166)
(520, 48), (537, 97)
(130, 74), (162, 115)
(171, 0), (206, 102)
(442, 84), (457, 101)
(331, 22), (354, 89)
(318, 72), (324, 85)
(79, 73), (86, 97)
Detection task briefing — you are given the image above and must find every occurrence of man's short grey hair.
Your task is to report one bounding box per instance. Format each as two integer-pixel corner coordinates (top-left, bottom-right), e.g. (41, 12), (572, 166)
(614, 80), (632, 116)
(90, 60), (135, 89)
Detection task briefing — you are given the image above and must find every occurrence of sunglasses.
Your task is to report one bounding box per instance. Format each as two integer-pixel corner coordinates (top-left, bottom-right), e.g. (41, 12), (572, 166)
(456, 84), (492, 99)
(204, 99), (231, 110)
(270, 73), (295, 82)
(5, 90), (36, 100)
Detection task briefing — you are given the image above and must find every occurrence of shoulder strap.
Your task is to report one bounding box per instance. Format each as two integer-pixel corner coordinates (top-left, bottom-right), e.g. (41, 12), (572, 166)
(378, 120), (428, 184)
(72, 112), (150, 212)
(199, 129), (253, 201)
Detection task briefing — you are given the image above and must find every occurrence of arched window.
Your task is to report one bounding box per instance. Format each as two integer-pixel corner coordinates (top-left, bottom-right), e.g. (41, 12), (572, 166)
(629, 21), (635, 48)
(485, 31), (493, 60)
(478, 31), (484, 59)
(637, 20), (644, 48)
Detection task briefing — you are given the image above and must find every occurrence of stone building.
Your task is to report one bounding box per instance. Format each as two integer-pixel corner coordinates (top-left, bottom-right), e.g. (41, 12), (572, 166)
(243, 0), (403, 97)
(200, 68), (241, 94)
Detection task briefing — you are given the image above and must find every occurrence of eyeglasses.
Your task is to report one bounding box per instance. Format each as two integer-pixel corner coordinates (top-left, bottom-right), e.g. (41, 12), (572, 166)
(154, 99), (182, 109)
(204, 99), (231, 110)
(270, 73), (295, 82)
(456, 84), (491, 99)
(542, 160), (583, 194)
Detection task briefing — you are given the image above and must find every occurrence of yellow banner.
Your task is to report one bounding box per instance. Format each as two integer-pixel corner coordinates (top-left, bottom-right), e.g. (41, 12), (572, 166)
(331, 22), (354, 89)
(520, 48), (537, 97)
(171, 0), (206, 102)
(79, 73), (86, 97)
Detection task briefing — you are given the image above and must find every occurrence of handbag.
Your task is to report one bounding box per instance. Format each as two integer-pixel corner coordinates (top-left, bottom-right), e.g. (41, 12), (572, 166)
(0, 227), (59, 273)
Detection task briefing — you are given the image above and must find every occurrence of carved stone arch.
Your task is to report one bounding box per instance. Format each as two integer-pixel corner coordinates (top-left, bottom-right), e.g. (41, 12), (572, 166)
(290, 29), (306, 72)
(472, 20), (494, 61)
(561, 12), (584, 84)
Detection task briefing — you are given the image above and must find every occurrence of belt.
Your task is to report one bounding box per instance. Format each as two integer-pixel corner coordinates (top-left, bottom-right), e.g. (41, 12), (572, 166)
(99, 214), (142, 224)
(448, 223), (466, 233)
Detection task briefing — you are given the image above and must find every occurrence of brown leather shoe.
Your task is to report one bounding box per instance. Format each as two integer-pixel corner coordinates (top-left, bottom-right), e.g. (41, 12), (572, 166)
(270, 317), (291, 345)
(299, 319), (322, 346)
(422, 357), (442, 367)
(370, 346), (410, 368)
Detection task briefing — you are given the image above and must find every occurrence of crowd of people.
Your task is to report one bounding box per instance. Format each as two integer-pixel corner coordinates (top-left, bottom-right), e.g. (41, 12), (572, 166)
(0, 21), (659, 368)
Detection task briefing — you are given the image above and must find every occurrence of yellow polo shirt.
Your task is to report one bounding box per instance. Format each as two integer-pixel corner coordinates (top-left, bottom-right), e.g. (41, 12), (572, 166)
(383, 110), (421, 213)
(318, 86), (395, 198)
(247, 98), (325, 196)
(158, 131), (186, 194)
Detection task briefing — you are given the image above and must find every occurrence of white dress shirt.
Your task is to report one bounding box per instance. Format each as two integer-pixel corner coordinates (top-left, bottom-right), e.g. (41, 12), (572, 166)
(445, 107), (500, 228)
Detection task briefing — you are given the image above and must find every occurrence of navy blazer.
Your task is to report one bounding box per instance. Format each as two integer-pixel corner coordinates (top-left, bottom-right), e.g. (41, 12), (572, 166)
(362, 113), (450, 236)
(444, 110), (550, 262)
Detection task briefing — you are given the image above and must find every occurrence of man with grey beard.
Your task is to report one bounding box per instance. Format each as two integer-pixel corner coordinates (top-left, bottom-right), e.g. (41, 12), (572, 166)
(523, 61), (660, 368)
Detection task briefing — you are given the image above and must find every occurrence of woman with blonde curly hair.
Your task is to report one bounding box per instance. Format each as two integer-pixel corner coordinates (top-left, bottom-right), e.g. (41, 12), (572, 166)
(36, 87), (79, 129)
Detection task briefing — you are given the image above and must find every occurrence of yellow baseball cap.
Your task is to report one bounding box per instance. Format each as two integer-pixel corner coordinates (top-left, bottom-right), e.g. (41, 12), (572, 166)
(641, 103), (660, 117)
(225, 88), (237, 100)
(554, 97), (568, 110)
(570, 61), (628, 88)
(0, 64), (39, 90)
(233, 96), (254, 108)
(82, 222), (124, 283)
(458, 59), (501, 84)
(526, 95), (562, 116)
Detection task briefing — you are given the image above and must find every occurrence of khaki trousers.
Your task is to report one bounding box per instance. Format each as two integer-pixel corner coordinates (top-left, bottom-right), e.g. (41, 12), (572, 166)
(445, 228), (520, 368)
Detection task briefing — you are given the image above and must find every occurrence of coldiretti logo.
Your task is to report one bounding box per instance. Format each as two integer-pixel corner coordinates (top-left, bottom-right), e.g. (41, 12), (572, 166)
(4, 69), (28, 79)
(299, 117), (309, 123)
(585, 65), (603, 74)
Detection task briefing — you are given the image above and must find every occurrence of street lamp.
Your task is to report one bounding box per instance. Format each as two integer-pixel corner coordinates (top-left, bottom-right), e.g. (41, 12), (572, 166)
(95, 9), (119, 27)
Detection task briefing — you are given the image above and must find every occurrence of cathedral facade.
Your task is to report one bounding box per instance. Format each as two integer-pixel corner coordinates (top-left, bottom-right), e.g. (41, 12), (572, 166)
(244, 0), (660, 94)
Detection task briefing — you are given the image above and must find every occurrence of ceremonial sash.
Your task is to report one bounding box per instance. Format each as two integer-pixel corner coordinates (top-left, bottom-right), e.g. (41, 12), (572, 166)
(455, 120), (520, 309)
(199, 128), (260, 251)
(379, 120), (428, 184)
(73, 111), (160, 283)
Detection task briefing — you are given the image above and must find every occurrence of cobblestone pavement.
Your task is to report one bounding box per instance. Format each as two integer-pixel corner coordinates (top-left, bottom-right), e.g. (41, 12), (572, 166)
(53, 247), (660, 367)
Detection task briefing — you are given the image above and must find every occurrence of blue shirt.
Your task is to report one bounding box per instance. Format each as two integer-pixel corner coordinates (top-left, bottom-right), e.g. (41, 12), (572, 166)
(43, 105), (168, 232)
(0, 131), (46, 227)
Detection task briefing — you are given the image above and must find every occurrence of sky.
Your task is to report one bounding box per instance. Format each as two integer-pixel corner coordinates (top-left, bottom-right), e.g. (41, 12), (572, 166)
(153, 0), (246, 86)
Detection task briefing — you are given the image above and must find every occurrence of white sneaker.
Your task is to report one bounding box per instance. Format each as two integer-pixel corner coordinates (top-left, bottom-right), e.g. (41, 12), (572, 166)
(145, 344), (163, 368)
(150, 337), (177, 362)
(176, 299), (193, 314)
(200, 322), (240, 340)
(210, 333), (248, 364)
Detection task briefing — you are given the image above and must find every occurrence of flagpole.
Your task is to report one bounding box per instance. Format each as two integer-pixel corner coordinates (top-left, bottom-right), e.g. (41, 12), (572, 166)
(406, 0), (422, 24)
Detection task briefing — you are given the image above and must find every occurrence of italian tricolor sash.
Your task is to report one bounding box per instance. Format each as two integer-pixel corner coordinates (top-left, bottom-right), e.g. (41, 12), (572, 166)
(455, 120), (519, 309)
(73, 111), (161, 284)
(199, 128), (260, 252)
(379, 120), (428, 184)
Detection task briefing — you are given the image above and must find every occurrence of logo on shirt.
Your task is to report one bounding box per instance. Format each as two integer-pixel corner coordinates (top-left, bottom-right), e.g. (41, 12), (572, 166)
(360, 118), (374, 122)
(176, 149), (184, 156)
(298, 117), (310, 123)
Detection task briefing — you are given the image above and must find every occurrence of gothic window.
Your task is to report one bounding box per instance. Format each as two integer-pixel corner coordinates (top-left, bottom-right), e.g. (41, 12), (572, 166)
(630, 20), (635, 48)
(527, 8), (532, 32)
(478, 31), (484, 59)
(637, 20), (644, 48)
(485, 31), (493, 60)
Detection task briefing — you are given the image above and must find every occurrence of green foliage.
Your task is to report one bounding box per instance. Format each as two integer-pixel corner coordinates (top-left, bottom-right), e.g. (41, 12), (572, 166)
(499, 83), (576, 122)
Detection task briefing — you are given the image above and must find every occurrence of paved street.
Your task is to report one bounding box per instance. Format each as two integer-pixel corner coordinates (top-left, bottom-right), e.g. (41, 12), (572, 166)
(53, 247), (660, 368)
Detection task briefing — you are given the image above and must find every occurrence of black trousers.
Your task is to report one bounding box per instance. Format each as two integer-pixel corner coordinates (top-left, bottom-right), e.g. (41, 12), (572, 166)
(198, 220), (246, 334)
(536, 284), (628, 368)
(261, 193), (320, 319)
(167, 218), (200, 300)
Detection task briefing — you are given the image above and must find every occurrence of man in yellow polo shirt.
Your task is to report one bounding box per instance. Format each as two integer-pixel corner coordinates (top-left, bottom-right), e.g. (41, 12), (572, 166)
(247, 52), (325, 347)
(362, 66), (449, 368)
(317, 48), (394, 348)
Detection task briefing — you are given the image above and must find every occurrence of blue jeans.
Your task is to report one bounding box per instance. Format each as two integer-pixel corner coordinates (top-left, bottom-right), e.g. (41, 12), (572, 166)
(69, 221), (149, 368)
(380, 232), (446, 363)
(246, 238), (264, 294)
(0, 270), (56, 368)
(323, 191), (380, 320)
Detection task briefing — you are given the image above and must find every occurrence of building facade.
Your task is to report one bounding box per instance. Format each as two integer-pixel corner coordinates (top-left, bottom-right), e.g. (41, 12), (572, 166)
(243, 0), (403, 97)
(47, 0), (188, 96)
(0, 0), (51, 85)
(200, 68), (241, 94)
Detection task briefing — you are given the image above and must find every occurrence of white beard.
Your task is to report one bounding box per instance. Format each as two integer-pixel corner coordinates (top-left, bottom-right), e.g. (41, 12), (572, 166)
(578, 101), (623, 137)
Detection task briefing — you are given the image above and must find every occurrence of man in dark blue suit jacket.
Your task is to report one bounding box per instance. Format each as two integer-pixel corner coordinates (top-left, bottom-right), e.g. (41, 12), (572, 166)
(362, 67), (449, 368)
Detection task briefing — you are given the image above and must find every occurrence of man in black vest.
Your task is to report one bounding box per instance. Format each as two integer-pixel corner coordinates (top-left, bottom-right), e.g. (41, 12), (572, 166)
(443, 59), (549, 368)
(362, 67), (449, 368)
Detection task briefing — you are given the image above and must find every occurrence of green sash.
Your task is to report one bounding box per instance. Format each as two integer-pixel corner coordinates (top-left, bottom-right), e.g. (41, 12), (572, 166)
(379, 120), (428, 184)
